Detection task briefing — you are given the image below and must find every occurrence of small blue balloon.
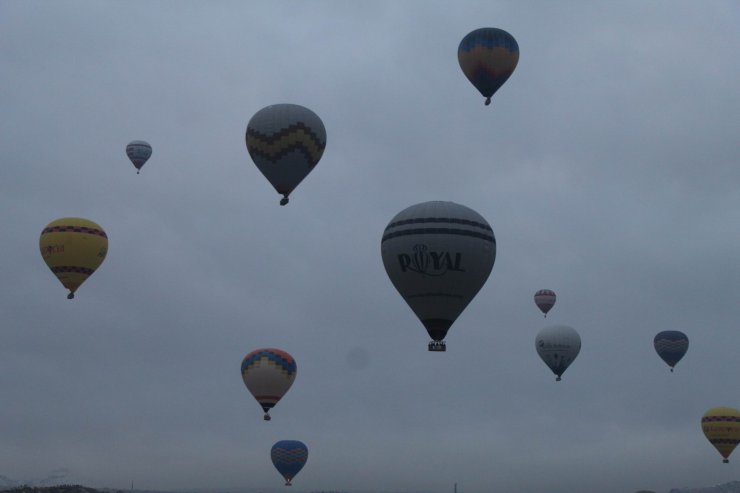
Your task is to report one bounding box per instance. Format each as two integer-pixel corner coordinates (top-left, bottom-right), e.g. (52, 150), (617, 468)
(271, 440), (308, 485)
(653, 330), (689, 371)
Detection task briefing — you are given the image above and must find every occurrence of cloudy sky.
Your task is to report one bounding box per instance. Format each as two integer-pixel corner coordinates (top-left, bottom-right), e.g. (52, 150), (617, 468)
(1, 1), (739, 492)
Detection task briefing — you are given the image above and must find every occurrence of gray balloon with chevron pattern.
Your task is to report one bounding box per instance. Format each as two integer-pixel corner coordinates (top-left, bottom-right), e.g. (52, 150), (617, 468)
(246, 104), (326, 205)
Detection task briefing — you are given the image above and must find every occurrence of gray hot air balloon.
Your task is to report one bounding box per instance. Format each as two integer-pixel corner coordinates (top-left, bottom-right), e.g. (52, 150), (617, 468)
(381, 201), (496, 351)
(245, 104), (327, 206)
(126, 140), (152, 174)
(535, 325), (581, 381)
(534, 289), (556, 317)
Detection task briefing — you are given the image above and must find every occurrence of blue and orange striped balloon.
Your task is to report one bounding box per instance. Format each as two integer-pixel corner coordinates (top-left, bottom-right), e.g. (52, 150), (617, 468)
(458, 27), (519, 106)
(271, 440), (308, 485)
(241, 348), (297, 421)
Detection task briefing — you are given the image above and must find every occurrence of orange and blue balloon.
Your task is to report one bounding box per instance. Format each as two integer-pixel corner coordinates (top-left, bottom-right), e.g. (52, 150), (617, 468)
(458, 27), (519, 106)
(271, 440), (308, 485)
(653, 331), (689, 372)
(241, 348), (296, 421)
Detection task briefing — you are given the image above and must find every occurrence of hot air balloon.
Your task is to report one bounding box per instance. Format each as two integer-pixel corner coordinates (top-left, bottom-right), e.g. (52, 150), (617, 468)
(126, 140), (152, 174)
(240, 348), (296, 421)
(271, 440), (308, 486)
(653, 330), (689, 372)
(381, 201), (496, 351)
(701, 407), (740, 463)
(246, 104), (326, 205)
(458, 27), (519, 106)
(535, 325), (581, 381)
(39, 218), (108, 299)
(534, 289), (556, 317)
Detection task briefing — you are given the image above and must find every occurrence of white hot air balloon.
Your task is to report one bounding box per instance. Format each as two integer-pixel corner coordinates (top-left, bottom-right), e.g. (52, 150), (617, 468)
(535, 325), (581, 381)
(381, 201), (496, 351)
(126, 140), (152, 174)
(240, 348), (297, 421)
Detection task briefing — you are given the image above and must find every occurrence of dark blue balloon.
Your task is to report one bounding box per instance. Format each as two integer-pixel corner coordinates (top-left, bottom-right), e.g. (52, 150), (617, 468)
(458, 28), (519, 105)
(271, 440), (308, 485)
(653, 331), (689, 371)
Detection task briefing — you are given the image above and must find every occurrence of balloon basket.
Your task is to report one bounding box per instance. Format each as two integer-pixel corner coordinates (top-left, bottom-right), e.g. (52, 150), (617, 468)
(428, 341), (446, 352)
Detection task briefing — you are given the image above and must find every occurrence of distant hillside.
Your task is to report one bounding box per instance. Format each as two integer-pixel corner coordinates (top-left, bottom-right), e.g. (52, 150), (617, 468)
(0, 469), (95, 490)
(2, 481), (740, 493)
(670, 481), (740, 493)
(2, 486), (103, 493)
(0, 477), (20, 490)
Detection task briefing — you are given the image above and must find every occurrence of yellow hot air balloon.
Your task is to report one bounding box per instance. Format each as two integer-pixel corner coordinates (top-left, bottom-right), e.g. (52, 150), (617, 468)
(39, 218), (108, 299)
(701, 407), (740, 463)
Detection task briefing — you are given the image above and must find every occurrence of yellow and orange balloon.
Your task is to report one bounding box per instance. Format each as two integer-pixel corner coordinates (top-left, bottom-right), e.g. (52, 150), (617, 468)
(39, 218), (108, 299)
(701, 407), (740, 463)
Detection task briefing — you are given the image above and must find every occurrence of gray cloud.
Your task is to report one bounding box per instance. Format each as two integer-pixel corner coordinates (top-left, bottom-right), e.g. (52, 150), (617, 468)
(1, 1), (739, 492)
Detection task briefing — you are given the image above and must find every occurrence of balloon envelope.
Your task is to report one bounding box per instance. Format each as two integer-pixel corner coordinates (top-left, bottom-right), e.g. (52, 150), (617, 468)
(534, 289), (556, 316)
(241, 348), (296, 420)
(271, 440), (308, 485)
(535, 325), (581, 381)
(39, 218), (108, 299)
(458, 27), (519, 105)
(381, 201), (496, 350)
(126, 140), (152, 173)
(246, 104), (326, 205)
(653, 330), (688, 371)
(701, 407), (740, 463)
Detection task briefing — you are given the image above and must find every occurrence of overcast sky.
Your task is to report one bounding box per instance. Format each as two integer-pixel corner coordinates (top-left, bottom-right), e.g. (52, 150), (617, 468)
(1, 1), (739, 493)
